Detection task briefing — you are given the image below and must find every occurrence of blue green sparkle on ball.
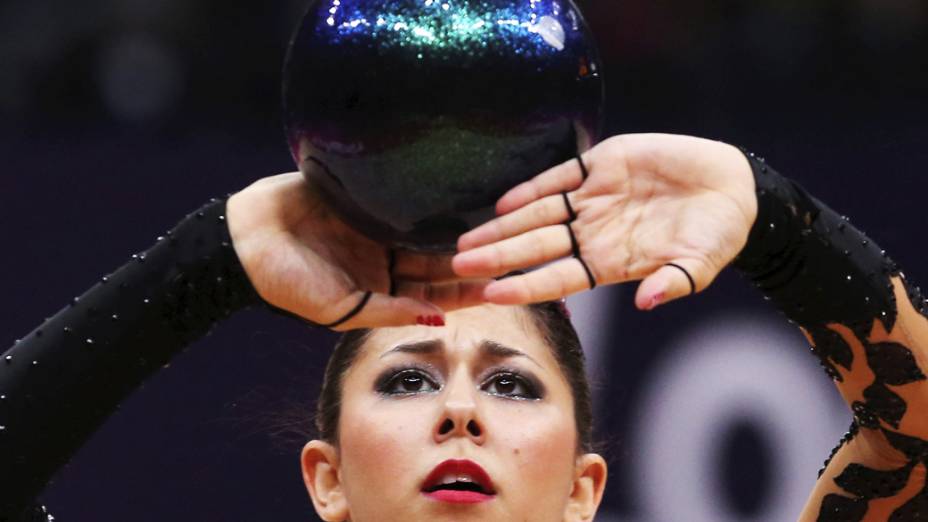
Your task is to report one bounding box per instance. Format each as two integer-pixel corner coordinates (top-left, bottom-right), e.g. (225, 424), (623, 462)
(284, 0), (605, 252)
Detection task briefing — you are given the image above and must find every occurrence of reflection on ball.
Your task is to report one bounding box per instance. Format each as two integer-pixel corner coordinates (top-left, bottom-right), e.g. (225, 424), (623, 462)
(284, 0), (604, 251)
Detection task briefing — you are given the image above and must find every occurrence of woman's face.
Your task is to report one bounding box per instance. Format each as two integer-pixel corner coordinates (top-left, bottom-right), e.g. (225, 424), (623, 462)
(301, 304), (607, 522)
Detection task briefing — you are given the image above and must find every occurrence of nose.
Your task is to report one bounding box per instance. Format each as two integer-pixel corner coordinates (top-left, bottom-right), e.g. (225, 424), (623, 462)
(433, 372), (486, 445)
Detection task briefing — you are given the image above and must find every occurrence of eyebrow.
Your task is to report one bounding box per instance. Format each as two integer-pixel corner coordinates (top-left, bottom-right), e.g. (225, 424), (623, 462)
(380, 339), (542, 369)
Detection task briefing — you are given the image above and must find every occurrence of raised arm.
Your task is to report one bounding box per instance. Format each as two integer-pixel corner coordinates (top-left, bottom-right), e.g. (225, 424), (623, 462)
(735, 154), (928, 521)
(0, 172), (483, 520)
(451, 133), (928, 521)
(0, 197), (260, 520)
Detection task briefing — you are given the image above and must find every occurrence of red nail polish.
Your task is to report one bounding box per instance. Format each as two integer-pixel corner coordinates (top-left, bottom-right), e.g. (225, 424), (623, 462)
(416, 316), (427, 325)
(648, 292), (665, 310)
(430, 315), (445, 327)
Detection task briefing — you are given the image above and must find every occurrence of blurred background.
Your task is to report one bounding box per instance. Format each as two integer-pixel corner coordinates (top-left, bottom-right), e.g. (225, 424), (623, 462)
(2, 0), (927, 520)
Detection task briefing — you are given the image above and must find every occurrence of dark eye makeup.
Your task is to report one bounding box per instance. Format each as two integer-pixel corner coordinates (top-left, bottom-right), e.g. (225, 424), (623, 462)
(480, 367), (544, 400)
(375, 364), (544, 401)
(375, 365), (442, 396)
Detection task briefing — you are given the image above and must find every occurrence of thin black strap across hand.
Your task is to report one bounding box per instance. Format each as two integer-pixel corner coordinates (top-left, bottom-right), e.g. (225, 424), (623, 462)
(563, 222), (597, 290)
(577, 154), (590, 180)
(664, 262), (696, 295)
(563, 154), (596, 290)
(316, 247), (397, 329)
(562, 192), (578, 221)
(317, 291), (374, 329)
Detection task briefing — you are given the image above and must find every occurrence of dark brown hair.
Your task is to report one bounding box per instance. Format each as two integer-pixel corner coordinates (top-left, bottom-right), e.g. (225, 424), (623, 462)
(315, 302), (593, 452)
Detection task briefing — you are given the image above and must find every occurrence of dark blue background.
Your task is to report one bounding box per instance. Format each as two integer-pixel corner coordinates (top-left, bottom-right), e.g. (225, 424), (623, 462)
(2, 1), (927, 519)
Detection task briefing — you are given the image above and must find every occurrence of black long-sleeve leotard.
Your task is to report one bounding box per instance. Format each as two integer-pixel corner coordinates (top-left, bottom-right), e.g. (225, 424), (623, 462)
(0, 199), (262, 520)
(735, 153), (928, 521)
(3, 155), (928, 521)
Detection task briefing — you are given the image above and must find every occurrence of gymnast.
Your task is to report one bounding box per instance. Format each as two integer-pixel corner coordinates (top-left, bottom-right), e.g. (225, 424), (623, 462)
(2, 133), (926, 521)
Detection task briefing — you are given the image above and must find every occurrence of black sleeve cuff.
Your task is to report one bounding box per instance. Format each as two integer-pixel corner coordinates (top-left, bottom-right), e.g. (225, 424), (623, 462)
(732, 151), (902, 341)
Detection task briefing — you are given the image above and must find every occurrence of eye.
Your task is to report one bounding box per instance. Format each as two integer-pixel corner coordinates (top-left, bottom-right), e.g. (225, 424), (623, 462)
(380, 369), (440, 396)
(481, 372), (539, 400)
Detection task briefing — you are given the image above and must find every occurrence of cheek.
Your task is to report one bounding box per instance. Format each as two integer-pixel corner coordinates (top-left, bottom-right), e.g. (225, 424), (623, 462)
(487, 402), (578, 494)
(337, 397), (435, 499)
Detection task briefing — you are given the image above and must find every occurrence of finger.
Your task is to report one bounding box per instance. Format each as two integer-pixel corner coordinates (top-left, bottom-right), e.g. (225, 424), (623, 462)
(458, 192), (573, 251)
(329, 291), (446, 331)
(393, 251), (459, 282)
(481, 258), (595, 305)
(634, 258), (708, 311)
(453, 225), (572, 278)
(394, 279), (492, 312)
(496, 157), (585, 216)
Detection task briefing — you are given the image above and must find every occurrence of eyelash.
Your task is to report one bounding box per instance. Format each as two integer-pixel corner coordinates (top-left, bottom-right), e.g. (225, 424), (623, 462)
(376, 366), (542, 400)
(481, 369), (542, 400)
(377, 368), (441, 396)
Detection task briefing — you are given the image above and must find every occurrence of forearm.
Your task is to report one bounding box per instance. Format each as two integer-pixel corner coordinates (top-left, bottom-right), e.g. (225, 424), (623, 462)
(734, 153), (927, 424)
(0, 198), (261, 518)
(734, 153), (928, 520)
(734, 152), (905, 342)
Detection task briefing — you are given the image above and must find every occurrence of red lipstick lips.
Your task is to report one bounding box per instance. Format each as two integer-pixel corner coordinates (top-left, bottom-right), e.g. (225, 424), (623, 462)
(422, 459), (496, 504)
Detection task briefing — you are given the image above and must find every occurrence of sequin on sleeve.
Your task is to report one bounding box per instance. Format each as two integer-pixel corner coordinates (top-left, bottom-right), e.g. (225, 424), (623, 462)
(735, 153), (928, 521)
(0, 198), (262, 520)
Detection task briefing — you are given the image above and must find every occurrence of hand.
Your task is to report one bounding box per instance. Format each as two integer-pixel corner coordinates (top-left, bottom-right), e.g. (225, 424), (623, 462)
(452, 134), (758, 310)
(227, 173), (488, 330)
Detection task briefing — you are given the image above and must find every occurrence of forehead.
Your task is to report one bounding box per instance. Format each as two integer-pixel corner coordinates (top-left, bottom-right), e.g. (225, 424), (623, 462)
(358, 304), (555, 365)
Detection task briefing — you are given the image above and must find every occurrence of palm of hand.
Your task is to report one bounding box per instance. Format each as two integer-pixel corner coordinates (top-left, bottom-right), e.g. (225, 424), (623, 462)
(228, 174), (385, 323)
(228, 173), (487, 329)
(263, 187), (393, 324)
(453, 134), (757, 309)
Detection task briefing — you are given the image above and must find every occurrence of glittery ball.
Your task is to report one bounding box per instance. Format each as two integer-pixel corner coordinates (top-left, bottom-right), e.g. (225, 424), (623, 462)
(284, 0), (604, 251)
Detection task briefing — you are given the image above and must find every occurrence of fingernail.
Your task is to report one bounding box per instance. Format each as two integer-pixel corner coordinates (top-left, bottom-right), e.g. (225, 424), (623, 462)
(416, 315), (445, 326)
(648, 292), (665, 311)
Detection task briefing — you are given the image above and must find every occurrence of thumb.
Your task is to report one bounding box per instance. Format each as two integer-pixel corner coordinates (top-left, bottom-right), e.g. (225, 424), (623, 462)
(331, 293), (445, 331)
(634, 259), (707, 311)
